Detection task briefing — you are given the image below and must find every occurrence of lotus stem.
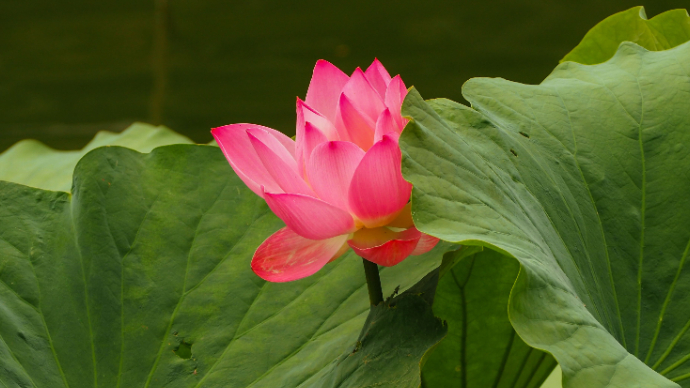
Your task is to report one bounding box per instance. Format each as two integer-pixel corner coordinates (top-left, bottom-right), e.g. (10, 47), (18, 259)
(362, 258), (383, 306)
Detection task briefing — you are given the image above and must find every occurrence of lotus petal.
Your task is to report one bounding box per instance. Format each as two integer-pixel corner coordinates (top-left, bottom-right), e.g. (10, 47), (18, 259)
(348, 227), (421, 267)
(252, 227), (349, 282)
(247, 128), (314, 196)
(338, 93), (375, 151)
(348, 135), (412, 228)
(305, 59), (350, 123)
(264, 191), (356, 240)
(211, 124), (286, 196)
(307, 141), (365, 210)
(374, 109), (400, 143)
(342, 67), (386, 124)
(365, 58), (392, 98)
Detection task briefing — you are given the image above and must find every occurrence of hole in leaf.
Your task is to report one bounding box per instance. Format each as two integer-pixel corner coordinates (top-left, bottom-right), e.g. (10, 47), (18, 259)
(510, 149), (518, 157)
(519, 131), (530, 138)
(174, 341), (193, 359)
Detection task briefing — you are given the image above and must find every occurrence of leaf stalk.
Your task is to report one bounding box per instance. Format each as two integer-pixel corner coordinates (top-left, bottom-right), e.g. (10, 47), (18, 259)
(362, 258), (383, 306)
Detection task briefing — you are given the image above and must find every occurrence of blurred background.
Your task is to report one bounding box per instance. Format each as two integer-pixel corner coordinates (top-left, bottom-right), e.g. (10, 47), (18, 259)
(1, 0), (687, 152)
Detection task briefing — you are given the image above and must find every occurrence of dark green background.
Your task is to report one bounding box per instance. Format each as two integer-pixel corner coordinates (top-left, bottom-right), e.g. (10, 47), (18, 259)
(0, 0), (687, 152)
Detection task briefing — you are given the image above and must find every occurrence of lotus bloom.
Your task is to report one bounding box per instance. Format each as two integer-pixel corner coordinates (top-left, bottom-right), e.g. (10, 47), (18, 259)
(212, 59), (439, 282)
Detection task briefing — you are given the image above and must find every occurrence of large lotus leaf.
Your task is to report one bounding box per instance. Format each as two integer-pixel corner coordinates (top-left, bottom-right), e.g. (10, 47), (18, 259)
(420, 8), (690, 388)
(400, 40), (690, 388)
(0, 144), (452, 388)
(422, 247), (557, 388)
(561, 6), (690, 65)
(0, 122), (193, 192)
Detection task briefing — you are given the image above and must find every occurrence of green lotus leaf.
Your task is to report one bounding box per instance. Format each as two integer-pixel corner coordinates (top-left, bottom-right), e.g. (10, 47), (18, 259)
(561, 6), (690, 65)
(310, 269), (447, 388)
(400, 40), (690, 387)
(0, 122), (193, 192)
(0, 144), (452, 387)
(422, 247), (557, 387)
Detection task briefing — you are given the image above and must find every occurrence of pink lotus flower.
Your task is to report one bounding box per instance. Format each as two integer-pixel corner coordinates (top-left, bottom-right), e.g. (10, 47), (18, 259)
(212, 59), (439, 282)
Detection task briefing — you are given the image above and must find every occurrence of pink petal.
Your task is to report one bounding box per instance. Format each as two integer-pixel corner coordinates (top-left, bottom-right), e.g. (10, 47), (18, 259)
(246, 126), (297, 165)
(307, 141), (365, 211)
(374, 109), (400, 143)
(338, 93), (375, 151)
(297, 98), (340, 141)
(211, 124), (286, 197)
(252, 227), (349, 282)
(247, 129), (315, 196)
(411, 233), (440, 255)
(342, 68), (386, 124)
(384, 75), (408, 111)
(305, 60), (350, 123)
(348, 227), (421, 267)
(297, 122), (329, 178)
(384, 75), (409, 132)
(263, 191), (356, 240)
(348, 135), (412, 228)
(296, 99), (333, 177)
(364, 58), (392, 99)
